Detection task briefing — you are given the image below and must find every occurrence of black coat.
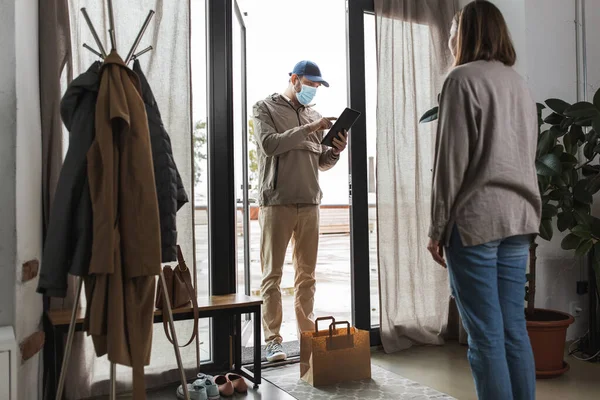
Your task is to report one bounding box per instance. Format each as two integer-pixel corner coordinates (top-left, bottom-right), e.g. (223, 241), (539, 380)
(37, 62), (101, 298)
(133, 60), (189, 262)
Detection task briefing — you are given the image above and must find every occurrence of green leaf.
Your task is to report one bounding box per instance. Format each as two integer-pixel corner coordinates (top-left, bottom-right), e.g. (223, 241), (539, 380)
(560, 152), (578, 169)
(553, 144), (565, 156)
(537, 103), (546, 113)
(538, 176), (550, 194)
(582, 165), (600, 177)
(537, 130), (555, 157)
(526, 273), (533, 281)
(574, 180), (593, 204)
(557, 211), (575, 232)
(572, 224), (592, 239)
(586, 129), (598, 143)
(564, 102), (600, 119)
(587, 174), (600, 194)
(549, 189), (567, 201)
(561, 233), (583, 250)
(584, 141), (596, 160)
(561, 117), (575, 130)
(563, 133), (575, 155)
(575, 118), (594, 127)
(539, 219), (553, 241)
(546, 98), (571, 115)
(593, 118), (600, 137)
(576, 239), (594, 256)
(542, 203), (559, 219)
(552, 175), (567, 188)
(563, 194), (574, 209)
(536, 153), (562, 177)
(594, 242), (600, 264)
(569, 124), (585, 143)
(594, 87), (600, 110)
(419, 107), (438, 123)
(591, 216), (600, 239)
(544, 112), (565, 125)
(574, 208), (592, 225)
(550, 125), (567, 138)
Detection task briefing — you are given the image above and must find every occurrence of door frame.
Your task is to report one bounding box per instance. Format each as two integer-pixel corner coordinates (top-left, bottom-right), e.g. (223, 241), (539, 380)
(347, 0), (380, 345)
(206, 0), (237, 370)
(205, 0), (380, 370)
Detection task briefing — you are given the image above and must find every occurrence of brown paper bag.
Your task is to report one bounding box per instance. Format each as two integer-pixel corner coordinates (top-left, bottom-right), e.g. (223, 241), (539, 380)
(300, 317), (371, 387)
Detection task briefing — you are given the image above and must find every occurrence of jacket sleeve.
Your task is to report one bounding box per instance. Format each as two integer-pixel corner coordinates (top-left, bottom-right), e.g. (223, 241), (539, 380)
(429, 78), (478, 242)
(253, 101), (313, 156)
(319, 147), (339, 171)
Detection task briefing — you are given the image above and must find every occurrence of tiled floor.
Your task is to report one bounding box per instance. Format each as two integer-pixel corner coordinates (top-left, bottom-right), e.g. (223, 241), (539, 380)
(109, 342), (600, 399)
(145, 378), (294, 400)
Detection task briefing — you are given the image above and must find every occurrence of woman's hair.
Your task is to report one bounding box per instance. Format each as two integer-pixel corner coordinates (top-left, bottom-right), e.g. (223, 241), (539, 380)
(454, 0), (516, 67)
(453, 10), (461, 25)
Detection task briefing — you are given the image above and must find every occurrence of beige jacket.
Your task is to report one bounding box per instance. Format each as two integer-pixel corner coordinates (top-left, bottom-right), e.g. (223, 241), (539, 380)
(253, 94), (339, 206)
(429, 60), (541, 246)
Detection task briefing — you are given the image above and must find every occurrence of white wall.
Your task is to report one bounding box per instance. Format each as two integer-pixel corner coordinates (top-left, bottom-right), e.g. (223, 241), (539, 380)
(0, 0), (44, 398)
(457, 0), (590, 339)
(0, 0), (18, 330)
(14, 0), (43, 398)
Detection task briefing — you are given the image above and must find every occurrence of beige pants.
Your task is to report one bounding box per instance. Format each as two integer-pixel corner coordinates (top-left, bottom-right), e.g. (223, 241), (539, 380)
(260, 205), (319, 344)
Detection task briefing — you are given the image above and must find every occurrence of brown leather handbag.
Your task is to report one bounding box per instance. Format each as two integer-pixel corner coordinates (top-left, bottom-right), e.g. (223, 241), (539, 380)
(156, 245), (199, 347)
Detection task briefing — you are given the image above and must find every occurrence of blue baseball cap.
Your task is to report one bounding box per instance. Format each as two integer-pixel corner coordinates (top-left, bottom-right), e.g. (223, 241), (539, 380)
(289, 60), (329, 87)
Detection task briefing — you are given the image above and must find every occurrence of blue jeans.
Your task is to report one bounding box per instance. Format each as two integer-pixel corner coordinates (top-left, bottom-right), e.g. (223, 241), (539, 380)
(446, 227), (536, 400)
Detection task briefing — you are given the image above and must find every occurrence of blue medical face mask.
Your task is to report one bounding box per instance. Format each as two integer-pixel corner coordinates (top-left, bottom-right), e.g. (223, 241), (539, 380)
(294, 80), (317, 105)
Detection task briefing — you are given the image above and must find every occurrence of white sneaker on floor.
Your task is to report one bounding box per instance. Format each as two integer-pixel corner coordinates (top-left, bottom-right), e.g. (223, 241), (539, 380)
(266, 342), (287, 362)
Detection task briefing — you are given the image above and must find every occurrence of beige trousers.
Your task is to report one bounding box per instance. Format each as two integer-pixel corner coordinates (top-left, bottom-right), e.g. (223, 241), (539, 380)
(260, 205), (319, 344)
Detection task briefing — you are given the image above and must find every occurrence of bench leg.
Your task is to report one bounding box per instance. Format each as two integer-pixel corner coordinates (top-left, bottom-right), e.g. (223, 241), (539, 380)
(53, 325), (64, 399)
(235, 313), (242, 372)
(253, 308), (261, 387)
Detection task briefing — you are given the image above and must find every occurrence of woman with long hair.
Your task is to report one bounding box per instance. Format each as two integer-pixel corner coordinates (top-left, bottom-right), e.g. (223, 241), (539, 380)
(427, 1), (540, 399)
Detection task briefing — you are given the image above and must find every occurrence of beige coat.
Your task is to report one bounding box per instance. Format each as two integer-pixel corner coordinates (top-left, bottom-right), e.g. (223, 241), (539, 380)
(85, 51), (161, 399)
(252, 94), (339, 206)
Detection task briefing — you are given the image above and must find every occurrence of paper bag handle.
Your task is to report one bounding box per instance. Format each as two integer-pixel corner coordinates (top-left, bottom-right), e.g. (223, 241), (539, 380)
(329, 321), (351, 337)
(315, 317), (336, 333)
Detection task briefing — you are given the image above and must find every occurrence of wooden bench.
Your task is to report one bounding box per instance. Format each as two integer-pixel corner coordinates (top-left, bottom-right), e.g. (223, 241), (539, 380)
(45, 294), (262, 395)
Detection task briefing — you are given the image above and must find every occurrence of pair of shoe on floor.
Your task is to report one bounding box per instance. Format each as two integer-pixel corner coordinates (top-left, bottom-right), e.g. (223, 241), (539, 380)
(177, 373), (248, 399)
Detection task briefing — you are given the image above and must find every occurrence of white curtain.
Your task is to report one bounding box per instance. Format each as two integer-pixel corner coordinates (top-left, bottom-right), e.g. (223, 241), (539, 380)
(375, 0), (458, 353)
(64, 1), (194, 397)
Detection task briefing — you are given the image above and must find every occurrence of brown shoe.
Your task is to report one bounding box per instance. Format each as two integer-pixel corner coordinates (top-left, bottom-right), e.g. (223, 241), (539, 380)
(214, 375), (234, 397)
(226, 373), (248, 393)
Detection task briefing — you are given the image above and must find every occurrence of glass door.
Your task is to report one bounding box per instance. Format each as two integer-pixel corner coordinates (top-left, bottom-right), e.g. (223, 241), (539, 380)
(233, 0), (250, 297)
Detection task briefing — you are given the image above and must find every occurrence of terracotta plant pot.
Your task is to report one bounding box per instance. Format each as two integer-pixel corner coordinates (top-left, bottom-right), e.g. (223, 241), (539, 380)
(526, 308), (574, 379)
(250, 206), (259, 221)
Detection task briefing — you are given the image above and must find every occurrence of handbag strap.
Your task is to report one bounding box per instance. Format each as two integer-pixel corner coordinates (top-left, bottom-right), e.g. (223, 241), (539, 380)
(162, 247), (199, 347)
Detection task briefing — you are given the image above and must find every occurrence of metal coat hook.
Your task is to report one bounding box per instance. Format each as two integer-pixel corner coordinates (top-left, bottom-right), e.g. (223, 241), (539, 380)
(131, 45), (153, 61)
(83, 43), (103, 59)
(81, 8), (107, 58)
(125, 10), (156, 64)
(107, 0), (117, 51)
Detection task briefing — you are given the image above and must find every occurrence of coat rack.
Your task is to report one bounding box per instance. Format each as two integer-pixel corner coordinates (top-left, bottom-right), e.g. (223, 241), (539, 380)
(55, 2), (190, 400)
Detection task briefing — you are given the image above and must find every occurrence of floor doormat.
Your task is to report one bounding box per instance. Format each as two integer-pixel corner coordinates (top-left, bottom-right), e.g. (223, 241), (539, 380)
(263, 364), (456, 400)
(242, 340), (300, 365)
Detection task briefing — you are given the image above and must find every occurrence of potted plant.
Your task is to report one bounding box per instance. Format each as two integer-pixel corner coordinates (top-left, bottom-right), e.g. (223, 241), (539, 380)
(420, 87), (600, 378)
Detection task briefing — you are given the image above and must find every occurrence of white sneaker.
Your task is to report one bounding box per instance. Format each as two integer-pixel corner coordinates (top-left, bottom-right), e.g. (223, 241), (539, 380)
(266, 342), (287, 362)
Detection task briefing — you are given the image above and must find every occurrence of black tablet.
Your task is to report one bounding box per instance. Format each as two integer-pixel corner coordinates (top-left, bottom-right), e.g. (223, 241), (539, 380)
(321, 108), (361, 147)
